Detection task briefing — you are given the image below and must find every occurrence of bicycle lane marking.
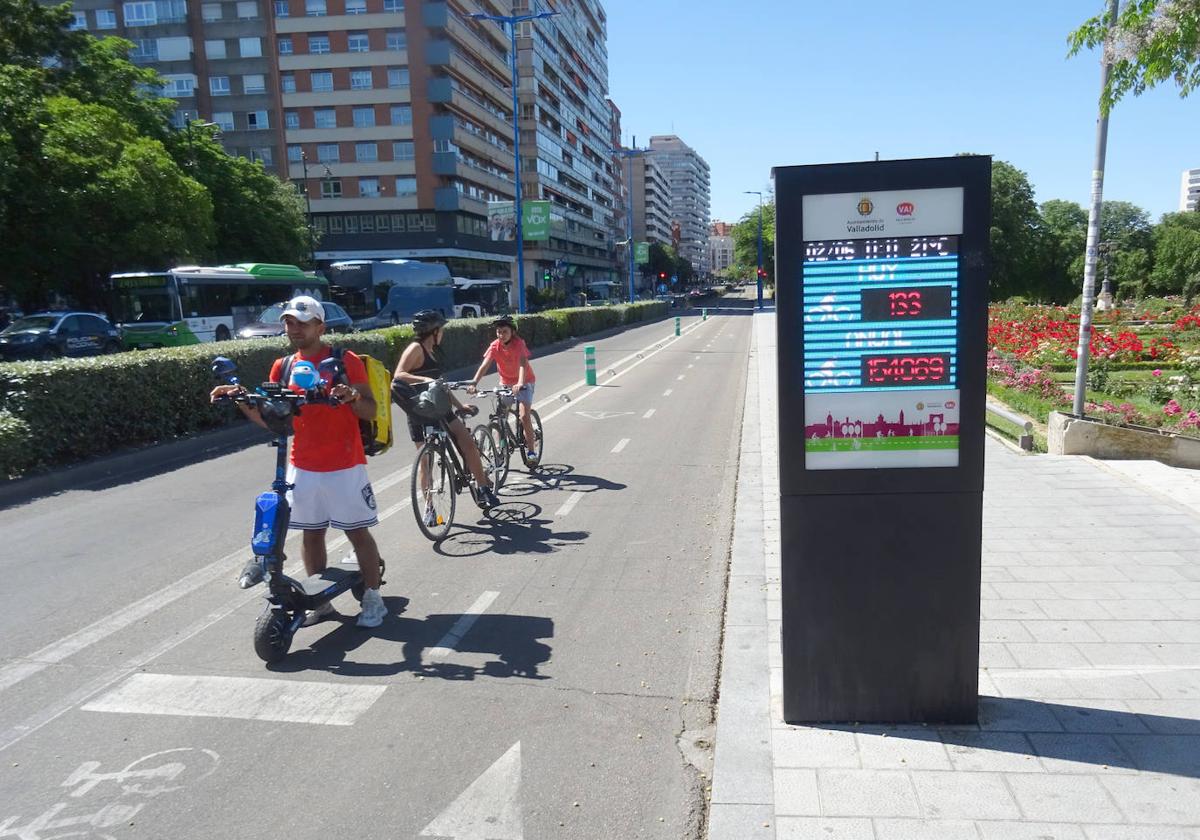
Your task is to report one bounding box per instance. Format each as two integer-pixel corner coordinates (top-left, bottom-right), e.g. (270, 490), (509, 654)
(554, 492), (585, 518)
(0, 317), (707, 698)
(427, 591), (500, 660)
(611, 439), (631, 454)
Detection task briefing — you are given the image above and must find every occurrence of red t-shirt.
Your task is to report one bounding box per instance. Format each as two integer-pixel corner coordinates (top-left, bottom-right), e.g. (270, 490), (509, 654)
(269, 347), (368, 472)
(484, 337), (535, 386)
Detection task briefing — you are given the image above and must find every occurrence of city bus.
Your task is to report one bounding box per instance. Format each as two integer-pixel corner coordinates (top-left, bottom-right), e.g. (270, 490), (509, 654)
(452, 277), (511, 318)
(327, 259), (455, 329)
(111, 264), (327, 348)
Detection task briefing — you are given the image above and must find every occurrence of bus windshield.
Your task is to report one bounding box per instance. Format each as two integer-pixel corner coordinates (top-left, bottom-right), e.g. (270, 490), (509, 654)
(112, 277), (179, 323)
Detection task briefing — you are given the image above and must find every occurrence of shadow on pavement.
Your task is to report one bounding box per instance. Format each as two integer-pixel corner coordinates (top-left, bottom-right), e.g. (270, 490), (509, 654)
(271, 597), (553, 680)
(815, 696), (1200, 779)
(434, 502), (589, 557)
(498, 463), (627, 498)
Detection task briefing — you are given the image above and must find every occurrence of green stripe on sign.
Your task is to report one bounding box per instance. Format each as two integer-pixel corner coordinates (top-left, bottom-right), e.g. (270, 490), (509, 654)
(805, 435), (959, 453)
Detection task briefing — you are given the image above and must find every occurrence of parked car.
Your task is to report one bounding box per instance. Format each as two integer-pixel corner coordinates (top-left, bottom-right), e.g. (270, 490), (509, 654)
(236, 301), (354, 339)
(0, 311), (122, 361)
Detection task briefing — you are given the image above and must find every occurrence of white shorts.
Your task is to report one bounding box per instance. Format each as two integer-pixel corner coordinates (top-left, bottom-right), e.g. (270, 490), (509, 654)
(286, 463), (379, 531)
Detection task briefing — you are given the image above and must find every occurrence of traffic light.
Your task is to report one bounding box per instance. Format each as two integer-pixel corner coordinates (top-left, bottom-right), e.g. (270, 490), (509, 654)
(757, 268), (767, 279)
(542, 269), (552, 283)
(659, 272), (666, 280)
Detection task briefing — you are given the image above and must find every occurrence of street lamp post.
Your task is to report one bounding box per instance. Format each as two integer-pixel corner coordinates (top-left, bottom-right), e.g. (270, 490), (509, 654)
(612, 144), (648, 304)
(745, 190), (764, 310)
(469, 8), (559, 314)
(300, 150), (315, 266)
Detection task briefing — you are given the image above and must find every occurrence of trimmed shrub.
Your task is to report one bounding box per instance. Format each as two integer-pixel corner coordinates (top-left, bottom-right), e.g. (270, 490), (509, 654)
(0, 301), (668, 479)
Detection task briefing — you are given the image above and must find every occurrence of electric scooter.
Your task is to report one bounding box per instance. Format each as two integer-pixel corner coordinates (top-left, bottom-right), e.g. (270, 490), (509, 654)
(212, 356), (385, 664)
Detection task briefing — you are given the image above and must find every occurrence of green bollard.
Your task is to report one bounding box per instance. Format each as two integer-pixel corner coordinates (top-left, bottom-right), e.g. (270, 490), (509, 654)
(702, 308), (708, 321)
(674, 317), (680, 337)
(584, 345), (597, 386)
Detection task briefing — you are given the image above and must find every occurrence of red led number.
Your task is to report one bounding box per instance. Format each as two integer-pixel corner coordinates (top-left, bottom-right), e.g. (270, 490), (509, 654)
(888, 290), (923, 317)
(865, 355), (948, 385)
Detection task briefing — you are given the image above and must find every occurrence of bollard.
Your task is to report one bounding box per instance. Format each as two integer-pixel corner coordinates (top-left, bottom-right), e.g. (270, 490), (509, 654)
(674, 317), (681, 337)
(702, 308), (708, 321)
(584, 345), (597, 386)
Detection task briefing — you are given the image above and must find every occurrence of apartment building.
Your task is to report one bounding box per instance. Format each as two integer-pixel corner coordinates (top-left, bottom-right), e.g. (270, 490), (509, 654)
(514, 0), (620, 302)
(61, 0), (286, 172)
(708, 233), (733, 273)
(1180, 168), (1200, 212)
(710, 220), (733, 237)
(630, 153), (671, 247)
(648, 134), (711, 275)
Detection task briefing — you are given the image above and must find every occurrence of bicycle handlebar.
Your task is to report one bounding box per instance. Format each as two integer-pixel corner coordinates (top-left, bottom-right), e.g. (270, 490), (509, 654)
(214, 383), (344, 409)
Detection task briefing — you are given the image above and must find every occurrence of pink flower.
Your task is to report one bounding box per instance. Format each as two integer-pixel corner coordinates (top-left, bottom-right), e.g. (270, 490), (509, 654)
(1152, 369), (1162, 377)
(1164, 399), (1183, 416)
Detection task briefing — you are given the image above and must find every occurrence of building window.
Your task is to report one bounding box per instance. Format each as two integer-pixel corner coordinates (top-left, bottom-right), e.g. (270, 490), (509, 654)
(201, 2), (221, 20)
(314, 108), (336, 128)
(317, 144), (339, 163)
(383, 0), (403, 10)
(274, 0), (289, 15)
(68, 11), (88, 29)
(160, 74), (196, 97)
(353, 107), (375, 128)
(350, 70), (372, 90)
(236, 0), (258, 18)
(385, 30), (406, 51)
(345, 0), (366, 12)
(243, 73), (266, 94)
(250, 147), (273, 165)
(311, 71), (333, 92)
(246, 110), (269, 129)
(347, 32), (369, 52)
(239, 37), (262, 57)
(284, 110), (300, 129)
(305, 0), (325, 15)
(281, 74), (296, 93)
(389, 104), (411, 125)
(122, 1), (156, 25)
(288, 145), (303, 162)
(355, 142), (377, 161)
(308, 34), (330, 54)
(387, 67), (409, 88)
(359, 178), (380, 198)
(157, 35), (190, 60)
(392, 140), (414, 160)
(212, 111), (235, 131)
(320, 180), (341, 199)
(96, 8), (118, 27)
(209, 76), (231, 96)
(205, 39), (226, 59)
(277, 36), (293, 55)
(395, 176), (416, 195)
(129, 38), (157, 62)
(156, 0), (186, 23)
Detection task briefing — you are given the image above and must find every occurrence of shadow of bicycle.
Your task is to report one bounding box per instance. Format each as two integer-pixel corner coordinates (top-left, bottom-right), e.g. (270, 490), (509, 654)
(497, 463), (627, 498)
(434, 501), (589, 557)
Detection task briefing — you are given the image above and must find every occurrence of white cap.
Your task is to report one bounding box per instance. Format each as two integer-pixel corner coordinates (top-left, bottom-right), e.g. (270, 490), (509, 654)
(280, 295), (325, 323)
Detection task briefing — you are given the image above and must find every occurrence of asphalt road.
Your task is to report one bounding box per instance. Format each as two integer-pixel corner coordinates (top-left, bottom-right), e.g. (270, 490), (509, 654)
(0, 293), (756, 840)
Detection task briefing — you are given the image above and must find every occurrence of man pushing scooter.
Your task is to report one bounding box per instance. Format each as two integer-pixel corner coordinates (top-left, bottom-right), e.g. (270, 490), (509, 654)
(210, 296), (387, 629)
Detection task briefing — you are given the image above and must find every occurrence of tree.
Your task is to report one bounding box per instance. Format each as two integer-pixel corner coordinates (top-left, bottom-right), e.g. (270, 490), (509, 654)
(1038, 199), (1089, 303)
(990, 160), (1043, 300)
(1150, 211), (1200, 298)
(731, 199), (775, 284)
(1070, 0), (1200, 112)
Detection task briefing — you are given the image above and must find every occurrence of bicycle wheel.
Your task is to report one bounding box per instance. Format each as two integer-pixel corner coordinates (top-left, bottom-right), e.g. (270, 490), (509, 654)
(518, 408), (544, 469)
(473, 424), (505, 490)
(411, 440), (455, 541)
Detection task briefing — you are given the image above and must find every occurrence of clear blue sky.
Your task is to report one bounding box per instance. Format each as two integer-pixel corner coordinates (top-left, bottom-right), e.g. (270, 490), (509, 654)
(605, 0), (1199, 227)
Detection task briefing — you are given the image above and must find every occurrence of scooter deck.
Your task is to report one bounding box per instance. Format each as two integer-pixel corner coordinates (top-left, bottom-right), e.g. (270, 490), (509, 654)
(300, 567), (356, 597)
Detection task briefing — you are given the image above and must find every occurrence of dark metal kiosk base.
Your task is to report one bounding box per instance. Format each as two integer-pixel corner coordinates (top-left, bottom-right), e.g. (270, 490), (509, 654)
(774, 155), (990, 724)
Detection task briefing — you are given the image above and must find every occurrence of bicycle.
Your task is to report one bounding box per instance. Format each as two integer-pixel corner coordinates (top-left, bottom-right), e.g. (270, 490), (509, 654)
(409, 381), (501, 541)
(471, 386), (543, 488)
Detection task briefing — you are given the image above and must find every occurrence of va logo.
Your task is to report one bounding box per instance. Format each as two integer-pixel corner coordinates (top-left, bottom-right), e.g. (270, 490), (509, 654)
(361, 484), (377, 511)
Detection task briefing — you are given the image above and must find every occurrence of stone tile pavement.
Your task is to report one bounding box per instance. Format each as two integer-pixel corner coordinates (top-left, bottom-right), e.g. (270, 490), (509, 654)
(709, 310), (1200, 840)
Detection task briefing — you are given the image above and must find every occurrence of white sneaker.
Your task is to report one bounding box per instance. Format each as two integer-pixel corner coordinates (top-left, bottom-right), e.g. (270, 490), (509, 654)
(356, 588), (387, 628)
(302, 600), (337, 627)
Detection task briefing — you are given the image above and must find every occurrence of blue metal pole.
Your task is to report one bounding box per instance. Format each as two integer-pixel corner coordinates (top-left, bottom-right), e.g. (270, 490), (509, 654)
(627, 153), (634, 302)
(508, 22), (526, 314)
(756, 198), (764, 310)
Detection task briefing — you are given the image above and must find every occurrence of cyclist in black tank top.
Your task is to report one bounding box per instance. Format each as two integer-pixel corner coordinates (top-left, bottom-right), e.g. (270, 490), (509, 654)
(392, 309), (499, 509)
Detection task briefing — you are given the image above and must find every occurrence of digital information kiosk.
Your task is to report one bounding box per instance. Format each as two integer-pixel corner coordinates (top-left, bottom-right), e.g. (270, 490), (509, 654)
(773, 155), (990, 723)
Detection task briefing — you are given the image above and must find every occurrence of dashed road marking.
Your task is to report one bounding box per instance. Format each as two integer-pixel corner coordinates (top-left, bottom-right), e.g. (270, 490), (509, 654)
(554, 491), (585, 517)
(429, 591), (500, 659)
(677, 374), (686, 381)
(642, 409), (656, 419)
(611, 438), (631, 453)
(662, 389), (673, 397)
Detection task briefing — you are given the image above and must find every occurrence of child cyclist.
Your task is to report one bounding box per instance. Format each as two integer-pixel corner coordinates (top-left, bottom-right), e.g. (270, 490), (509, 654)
(468, 315), (538, 461)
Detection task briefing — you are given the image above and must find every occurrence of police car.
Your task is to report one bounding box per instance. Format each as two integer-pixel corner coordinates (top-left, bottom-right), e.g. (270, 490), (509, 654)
(0, 311), (123, 361)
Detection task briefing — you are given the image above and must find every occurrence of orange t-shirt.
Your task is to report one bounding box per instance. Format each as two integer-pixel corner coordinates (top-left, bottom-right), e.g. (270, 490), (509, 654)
(269, 347), (368, 472)
(484, 337), (535, 386)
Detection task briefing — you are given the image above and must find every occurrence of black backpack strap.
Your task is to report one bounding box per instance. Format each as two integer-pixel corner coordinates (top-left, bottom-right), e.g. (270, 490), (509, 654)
(277, 353), (294, 385)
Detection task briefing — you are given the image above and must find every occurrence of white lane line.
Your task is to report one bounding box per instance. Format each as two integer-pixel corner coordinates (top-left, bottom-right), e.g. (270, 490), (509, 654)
(81, 673), (385, 726)
(611, 438), (631, 453)
(677, 374), (686, 381)
(554, 491), (585, 517)
(642, 409), (656, 419)
(428, 591), (500, 659)
(662, 389), (673, 397)
(420, 742), (523, 839)
(687, 364), (694, 369)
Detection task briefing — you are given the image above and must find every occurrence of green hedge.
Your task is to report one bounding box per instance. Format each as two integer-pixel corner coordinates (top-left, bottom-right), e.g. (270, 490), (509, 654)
(0, 301), (666, 479)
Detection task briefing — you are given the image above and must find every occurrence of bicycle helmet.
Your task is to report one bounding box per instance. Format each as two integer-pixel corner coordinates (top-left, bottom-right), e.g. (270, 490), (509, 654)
(490, 315), (516, 330)
(412, 309), (446, 335)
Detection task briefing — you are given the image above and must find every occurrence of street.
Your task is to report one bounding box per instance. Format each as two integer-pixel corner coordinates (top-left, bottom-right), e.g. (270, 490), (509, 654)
(0, 294), (755, 840)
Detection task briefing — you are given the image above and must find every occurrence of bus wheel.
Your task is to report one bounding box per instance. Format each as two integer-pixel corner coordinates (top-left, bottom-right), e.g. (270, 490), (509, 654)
(215, 325), (231, 341)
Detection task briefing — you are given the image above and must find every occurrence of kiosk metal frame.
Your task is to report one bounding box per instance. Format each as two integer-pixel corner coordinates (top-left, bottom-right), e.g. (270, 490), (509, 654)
(774, 155), (991, 724)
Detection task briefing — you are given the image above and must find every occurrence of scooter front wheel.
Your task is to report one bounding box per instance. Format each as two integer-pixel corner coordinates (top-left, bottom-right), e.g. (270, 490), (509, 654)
(253, 607), (293, 663)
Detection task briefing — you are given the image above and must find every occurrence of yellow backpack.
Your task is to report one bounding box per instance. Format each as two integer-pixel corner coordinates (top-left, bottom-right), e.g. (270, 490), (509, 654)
(279, 347), (393, 456)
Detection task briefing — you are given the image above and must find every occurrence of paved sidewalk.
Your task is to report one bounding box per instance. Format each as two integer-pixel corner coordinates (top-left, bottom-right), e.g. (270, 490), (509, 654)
(709, 310), (1200, 840)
